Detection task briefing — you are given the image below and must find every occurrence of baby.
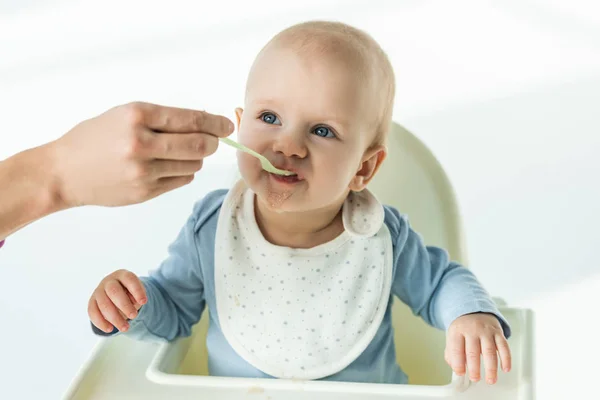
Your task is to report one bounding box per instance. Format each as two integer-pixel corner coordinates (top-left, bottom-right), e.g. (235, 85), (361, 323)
(88, 21), (511, 385)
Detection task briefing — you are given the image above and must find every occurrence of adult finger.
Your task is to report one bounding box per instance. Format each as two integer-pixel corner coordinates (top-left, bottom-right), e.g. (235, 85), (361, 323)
(481, 336), (499, 384)
(496, 334), (512, 373)
(149, 132), (219, 160)
(117, 270), (147, 306)
(151, 159), (204, 179)
(88, 298), (114, 333)
(148, 175), (196, 199)
(466, 337), (482, 382)
(96, 289), (129, 332)
(135, 103), (234, 136)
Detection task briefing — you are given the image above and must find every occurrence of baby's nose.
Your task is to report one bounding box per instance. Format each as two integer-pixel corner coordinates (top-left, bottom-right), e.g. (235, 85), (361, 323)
(272, 132), (307, 158)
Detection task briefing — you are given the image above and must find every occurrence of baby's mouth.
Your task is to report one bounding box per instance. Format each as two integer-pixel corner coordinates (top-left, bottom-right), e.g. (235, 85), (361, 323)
(270, 172), (302, 184)
(269, 164), (303, 181)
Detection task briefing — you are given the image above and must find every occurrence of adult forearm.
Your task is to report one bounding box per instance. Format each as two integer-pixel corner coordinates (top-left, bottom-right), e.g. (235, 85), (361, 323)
(0, 143), (66, 240)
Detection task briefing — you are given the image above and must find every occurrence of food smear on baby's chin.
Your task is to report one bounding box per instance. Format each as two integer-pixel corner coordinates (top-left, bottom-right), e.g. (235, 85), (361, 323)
(266, 189), (293, 212)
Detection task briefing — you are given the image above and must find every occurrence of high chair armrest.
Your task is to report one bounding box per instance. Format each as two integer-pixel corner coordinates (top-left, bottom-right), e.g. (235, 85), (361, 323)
(63, 307), (535, 400)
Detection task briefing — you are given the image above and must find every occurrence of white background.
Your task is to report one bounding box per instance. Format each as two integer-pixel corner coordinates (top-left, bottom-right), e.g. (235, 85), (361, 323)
(1, 0), (599, 398)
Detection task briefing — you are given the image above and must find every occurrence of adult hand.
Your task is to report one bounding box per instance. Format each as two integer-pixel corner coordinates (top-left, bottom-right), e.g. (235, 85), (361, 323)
(51, 101), (234, 207)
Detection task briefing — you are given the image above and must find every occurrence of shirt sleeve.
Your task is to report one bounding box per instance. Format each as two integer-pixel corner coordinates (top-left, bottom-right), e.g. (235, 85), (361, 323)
(90, 199), (211, 342)
(387, 207), (511, 338)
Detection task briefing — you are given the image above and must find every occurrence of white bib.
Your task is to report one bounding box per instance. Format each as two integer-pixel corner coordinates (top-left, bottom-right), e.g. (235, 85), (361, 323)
(215, 180), (393, 380)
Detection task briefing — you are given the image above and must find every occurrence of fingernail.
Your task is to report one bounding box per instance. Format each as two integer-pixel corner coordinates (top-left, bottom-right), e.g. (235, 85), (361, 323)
(129, 312), (137, 319)
(228, 121), (235, 132)
(140, 298), (147, 304)
(121, 324), (129, 332)
(487, 378), (495, 385)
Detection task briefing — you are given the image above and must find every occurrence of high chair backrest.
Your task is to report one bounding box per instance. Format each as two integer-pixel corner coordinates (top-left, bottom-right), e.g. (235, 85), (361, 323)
(368, 121), (467, 264)
(367, 121), (467, 385)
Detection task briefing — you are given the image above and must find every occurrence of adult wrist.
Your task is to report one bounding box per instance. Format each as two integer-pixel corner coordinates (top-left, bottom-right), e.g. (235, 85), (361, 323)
(32, 141), (70, 216)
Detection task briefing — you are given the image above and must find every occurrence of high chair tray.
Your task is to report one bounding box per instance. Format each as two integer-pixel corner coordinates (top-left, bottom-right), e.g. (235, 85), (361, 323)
(63, 306), (533, 399)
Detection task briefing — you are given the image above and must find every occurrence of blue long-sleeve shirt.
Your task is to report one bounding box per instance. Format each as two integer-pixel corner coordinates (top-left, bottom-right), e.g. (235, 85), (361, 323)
(92, 189), (510, 384)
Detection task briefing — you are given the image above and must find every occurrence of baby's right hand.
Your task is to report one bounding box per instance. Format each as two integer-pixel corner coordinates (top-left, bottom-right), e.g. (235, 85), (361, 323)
(88, 269), (147, 333)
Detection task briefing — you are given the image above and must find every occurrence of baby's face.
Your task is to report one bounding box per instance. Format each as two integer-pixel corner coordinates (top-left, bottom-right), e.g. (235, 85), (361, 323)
(236, 45), (384, 214)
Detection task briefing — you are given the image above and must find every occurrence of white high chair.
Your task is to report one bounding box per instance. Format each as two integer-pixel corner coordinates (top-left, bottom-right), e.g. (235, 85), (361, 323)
(63, 122), (535, 399)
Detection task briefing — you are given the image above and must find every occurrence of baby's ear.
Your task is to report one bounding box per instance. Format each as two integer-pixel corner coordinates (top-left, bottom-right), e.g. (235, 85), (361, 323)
(234, 108), (244, 129)
(349, 145), (387, 192)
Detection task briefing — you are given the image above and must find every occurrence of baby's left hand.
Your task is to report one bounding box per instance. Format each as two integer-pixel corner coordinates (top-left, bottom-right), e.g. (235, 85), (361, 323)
(445, 313), (511, 385)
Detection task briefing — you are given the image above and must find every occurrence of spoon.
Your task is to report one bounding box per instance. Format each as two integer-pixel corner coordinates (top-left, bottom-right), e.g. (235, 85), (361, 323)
(219, 137), (295, 176)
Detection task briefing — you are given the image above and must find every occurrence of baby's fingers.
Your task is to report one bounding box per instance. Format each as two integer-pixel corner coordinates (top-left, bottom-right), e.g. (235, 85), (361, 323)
(105, 280), (138, 320)
(466, 337), (481, 382)
(127, 291), (142, 311)
(496, 334), (512, 373)
(481, 336), (498, 384)
(447, 333), (466, 376)
(117, 270), (147, 306)
(96, 290), (129, 332)
(88, 298), (114, 333)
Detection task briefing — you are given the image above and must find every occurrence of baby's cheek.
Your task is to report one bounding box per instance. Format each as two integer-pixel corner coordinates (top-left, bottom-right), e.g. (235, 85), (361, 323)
(327, 161), (357, 189)
(237, 152), (262, 184)
(311, 169), (351, 203)
(237, 152), (255, 170)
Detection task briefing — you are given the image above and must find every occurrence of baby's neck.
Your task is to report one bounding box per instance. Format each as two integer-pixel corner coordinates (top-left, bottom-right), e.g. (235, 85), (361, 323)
(254, 196), (344, 249)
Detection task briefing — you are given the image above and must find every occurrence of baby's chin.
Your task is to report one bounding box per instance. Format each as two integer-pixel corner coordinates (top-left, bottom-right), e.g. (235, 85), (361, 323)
(242, 168), (316, 213)
(257, 185), (296, 213)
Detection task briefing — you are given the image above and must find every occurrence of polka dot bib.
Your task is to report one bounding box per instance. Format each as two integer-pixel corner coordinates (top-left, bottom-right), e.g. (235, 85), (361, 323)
(215, 180), (393, 380)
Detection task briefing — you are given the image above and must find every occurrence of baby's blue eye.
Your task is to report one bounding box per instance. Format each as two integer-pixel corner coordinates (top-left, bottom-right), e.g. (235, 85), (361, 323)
(313, 126), (335, 138)
(261, 112), (280, 125)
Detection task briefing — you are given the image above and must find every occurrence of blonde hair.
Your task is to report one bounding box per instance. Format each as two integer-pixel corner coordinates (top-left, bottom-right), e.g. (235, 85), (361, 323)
(254, 21), (395, 147)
